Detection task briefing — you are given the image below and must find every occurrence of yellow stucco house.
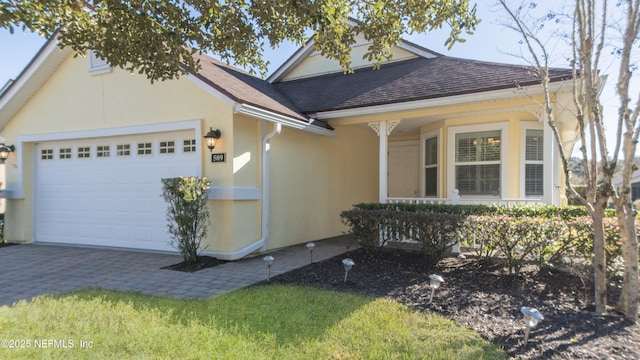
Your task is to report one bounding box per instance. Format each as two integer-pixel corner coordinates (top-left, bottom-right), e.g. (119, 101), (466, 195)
(0, 34), (577, 259)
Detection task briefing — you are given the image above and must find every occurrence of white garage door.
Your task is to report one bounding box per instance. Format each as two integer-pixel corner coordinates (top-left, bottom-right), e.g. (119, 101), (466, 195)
(34, 129), (199, 251)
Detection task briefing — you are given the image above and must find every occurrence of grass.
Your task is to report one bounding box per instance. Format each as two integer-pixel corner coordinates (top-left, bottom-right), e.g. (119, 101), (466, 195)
(0, 285), (505, 359)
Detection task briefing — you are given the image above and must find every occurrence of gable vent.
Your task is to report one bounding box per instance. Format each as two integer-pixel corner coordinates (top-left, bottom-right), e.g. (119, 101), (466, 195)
(88, 51), (112, 75)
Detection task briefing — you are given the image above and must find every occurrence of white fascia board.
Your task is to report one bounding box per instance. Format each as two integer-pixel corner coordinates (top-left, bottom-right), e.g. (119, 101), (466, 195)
(266, 38), (316, 83)
(185, 73), (236, 108)
(234, 103), (336, 137)
(313, 82), (570, 120)
(0, 38), (70, 130)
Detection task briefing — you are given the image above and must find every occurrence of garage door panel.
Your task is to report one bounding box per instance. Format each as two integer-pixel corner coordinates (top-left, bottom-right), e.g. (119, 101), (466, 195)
(34, 129), (198, 251)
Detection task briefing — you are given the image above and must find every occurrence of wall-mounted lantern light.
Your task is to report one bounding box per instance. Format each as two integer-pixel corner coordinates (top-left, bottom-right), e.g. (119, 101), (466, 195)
(203, 127), (222, 152)
(0, 144), (15, 164)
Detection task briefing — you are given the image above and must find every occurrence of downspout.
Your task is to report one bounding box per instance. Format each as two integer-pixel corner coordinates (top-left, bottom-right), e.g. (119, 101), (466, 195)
(259, 122), (281, 251)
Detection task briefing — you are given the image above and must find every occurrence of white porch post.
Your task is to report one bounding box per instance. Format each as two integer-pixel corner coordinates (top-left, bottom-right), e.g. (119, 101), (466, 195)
(543, 113), (560, 205)
(369, 120), (400, 203)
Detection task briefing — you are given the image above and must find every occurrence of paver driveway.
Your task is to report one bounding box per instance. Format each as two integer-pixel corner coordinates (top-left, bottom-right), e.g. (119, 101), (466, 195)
(0, 236), (356, 306)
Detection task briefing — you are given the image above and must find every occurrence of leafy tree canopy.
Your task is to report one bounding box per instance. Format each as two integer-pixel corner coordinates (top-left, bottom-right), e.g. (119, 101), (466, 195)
(0, 0), (479, 81)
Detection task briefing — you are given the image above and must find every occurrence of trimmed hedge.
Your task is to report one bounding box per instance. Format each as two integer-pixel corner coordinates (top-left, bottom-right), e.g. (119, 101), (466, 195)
(351, 202), (620, 219)
(341, 203), (640, 276)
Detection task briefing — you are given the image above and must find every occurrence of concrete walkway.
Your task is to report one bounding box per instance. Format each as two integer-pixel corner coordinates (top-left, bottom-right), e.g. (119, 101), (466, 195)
(0, 236), (357, 307)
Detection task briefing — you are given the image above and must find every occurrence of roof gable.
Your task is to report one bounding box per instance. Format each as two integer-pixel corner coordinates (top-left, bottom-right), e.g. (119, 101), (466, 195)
(267, 35), (441, 83)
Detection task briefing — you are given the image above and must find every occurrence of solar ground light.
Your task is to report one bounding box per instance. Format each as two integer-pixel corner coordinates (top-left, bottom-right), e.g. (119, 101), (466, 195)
(520, 306), (544, 346)
(263, 255), (274, 281)
(428, 274), (444, 303)
(342, 258), (355, 283)
(306, 242), (315, 263)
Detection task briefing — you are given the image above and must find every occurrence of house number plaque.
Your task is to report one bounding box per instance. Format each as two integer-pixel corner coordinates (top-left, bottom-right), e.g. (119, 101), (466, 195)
(211, 153), (226, 163)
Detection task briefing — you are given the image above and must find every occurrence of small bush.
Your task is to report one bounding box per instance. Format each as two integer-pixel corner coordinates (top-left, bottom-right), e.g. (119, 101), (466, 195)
(161, 177), (211, 264)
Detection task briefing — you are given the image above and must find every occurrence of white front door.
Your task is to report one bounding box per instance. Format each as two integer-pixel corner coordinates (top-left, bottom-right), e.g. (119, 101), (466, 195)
(33, 129), (199, 251)
(388, 141), (419, 197)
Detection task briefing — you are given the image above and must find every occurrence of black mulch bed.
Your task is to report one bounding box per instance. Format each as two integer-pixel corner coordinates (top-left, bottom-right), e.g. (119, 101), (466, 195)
(267, 247), (640, 359)
(0, 242), (19, 248)
(162, 255), (228, 272)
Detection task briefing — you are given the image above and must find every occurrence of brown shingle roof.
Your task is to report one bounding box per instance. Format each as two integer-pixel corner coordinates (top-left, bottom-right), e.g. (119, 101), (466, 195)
(190, 53), (310, 122)
(272, 56), (574, 114)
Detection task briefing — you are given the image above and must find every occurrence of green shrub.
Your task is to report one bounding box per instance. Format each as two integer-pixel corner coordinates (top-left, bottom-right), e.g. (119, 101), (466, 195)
(161, 177), (211, 264)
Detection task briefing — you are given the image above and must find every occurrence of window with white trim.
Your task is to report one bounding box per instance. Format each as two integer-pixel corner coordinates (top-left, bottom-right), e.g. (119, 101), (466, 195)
(159, 141), (175, 154)
(183, 139), (196, 153)
(59, 148), (72, 159)
(96, 145), (110, 158)
(137, 142), (152, 155)
(454, 130), (501, 196)
(524, 129), (544, 196)
(424, 136), (438, 196)
(116, 144), (131, 157)
(41, 149), (53, 160)
(77, 146), (91, 159)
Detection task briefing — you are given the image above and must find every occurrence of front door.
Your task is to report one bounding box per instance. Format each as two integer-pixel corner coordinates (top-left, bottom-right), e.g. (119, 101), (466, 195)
(388, 141), (419, 197)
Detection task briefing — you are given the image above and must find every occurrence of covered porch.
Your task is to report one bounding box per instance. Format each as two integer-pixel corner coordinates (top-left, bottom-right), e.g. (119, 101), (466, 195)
(321, 98), (570, 207)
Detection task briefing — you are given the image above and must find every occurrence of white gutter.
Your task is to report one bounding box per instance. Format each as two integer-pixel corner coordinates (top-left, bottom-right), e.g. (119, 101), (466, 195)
(234, 103), (335, 137)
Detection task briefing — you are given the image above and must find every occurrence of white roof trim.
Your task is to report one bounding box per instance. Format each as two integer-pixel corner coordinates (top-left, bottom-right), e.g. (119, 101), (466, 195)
(184, 73), (236, 108)
(267, 26), (439, 84)
(234, 103), (335, 137)
(314, 82), (570, 120)
(0, 37), (71, 131)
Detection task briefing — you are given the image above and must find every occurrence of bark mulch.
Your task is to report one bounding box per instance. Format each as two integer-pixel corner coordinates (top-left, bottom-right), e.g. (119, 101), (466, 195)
(268, 247), (640, 359)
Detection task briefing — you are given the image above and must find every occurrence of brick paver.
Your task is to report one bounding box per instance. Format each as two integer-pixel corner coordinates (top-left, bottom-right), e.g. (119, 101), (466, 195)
(0, 236), (357, 306)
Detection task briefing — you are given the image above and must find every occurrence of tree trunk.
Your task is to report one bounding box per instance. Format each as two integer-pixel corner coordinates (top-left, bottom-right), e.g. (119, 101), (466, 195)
(616, 207), (639, 322)
(593, 207), (607, 314)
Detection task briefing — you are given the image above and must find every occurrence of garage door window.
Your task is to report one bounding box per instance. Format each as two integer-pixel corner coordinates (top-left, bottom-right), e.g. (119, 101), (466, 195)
(77, 147), (91, 159)
(41, 149), (53, 160)
(59, 148), (72, 159)
(116, 144), (130, 157)
(159, 141), (175, 154)
(184, 139), (196, 152)
(137, 142), (152, 155)
(97, 145), (110, 158)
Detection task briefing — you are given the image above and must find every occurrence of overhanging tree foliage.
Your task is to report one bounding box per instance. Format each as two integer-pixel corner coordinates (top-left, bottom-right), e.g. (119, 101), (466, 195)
(0, 0), (480, 81)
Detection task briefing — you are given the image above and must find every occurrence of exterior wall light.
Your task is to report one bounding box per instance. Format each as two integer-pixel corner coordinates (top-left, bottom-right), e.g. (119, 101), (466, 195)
(263, 255), (274, 281)
(0, 144), (15, 164)
(520, 306), (544, 346)
(203, 127), (221, 151)
(428, 274), (444, 303)
(342, 258), (355, 283)
(306, 242), (315, 263)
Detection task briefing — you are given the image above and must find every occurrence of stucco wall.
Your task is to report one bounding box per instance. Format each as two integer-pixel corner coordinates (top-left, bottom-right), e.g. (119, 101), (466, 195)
(2, 53), (236, 251)
(268, 124), (378, 249)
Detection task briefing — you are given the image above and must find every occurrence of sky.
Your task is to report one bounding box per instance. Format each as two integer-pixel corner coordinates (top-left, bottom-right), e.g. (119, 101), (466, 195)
(0, 2), (634, 157)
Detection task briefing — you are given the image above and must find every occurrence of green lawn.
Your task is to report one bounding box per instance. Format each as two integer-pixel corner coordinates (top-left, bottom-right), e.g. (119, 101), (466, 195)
(0, 285), (504, 359)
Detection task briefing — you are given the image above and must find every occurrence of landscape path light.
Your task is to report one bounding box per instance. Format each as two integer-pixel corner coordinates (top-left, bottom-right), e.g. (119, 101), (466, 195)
(263, 255), (274, 281)
(428, 274), (444, 303)
(342, 258), (355, 283)
(306, 242), (315, 263)
(520, 306), (544, 346)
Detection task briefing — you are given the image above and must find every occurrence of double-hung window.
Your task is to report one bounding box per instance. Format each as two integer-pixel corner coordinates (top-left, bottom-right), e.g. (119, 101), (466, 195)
(524, 129), (544, 197)
(454, 130), (502, 196)
(423, 136), (438, 197)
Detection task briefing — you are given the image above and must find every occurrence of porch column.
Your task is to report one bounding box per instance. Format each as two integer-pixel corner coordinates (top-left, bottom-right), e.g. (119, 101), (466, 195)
(543, 111), (560, 205)
(369, 120), (400, 203)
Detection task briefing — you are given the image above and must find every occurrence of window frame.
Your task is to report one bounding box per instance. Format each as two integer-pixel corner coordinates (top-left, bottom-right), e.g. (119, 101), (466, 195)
(520, 122), (545, 199)
(420, 129), (440, 197)
(447, 122), (510, 199)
